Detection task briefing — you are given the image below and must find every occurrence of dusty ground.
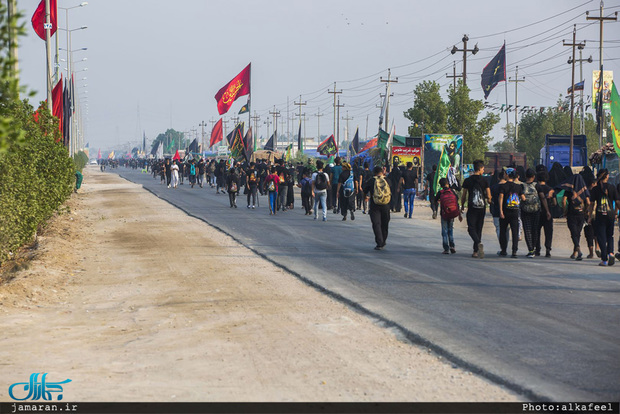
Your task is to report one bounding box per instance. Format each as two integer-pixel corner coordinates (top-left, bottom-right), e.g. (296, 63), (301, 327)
(0, 167), (520, 402)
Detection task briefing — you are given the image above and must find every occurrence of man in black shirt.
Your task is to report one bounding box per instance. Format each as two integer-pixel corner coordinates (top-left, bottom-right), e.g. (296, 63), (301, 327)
(461, 160), (492, 258)
(399, 162), (418, 219)
(364, 166), (391, 250)
(498, 168), (525, 258)
(588, 169), (620, 266)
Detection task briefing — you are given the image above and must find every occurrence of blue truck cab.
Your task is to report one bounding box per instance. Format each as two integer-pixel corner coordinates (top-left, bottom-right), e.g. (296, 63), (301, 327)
(539, 134), (587, 169)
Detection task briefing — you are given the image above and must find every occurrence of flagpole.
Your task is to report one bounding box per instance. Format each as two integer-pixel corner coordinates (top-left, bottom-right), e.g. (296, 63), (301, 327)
(248, 62), (252, 139)
(504, 42), (509, 136)
(45, 0), (53, 112)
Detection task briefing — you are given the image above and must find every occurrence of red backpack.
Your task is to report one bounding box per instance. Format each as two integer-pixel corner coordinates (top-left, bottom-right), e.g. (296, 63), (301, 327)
(439, 188), (460, 219)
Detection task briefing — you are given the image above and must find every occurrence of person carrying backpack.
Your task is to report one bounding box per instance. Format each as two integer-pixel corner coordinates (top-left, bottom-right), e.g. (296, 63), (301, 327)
(358, 162), (372, 214)
(520, 168), (551, 258)
(245, 162), (259, 209)
(438, 178), (462, 254)
(587, 169), (619, 266)
(337, 161), (356, 221)
(312, 160), (330, 221)
(226, 167), (240, 208)
(330, 157), (343, 214)
(535, 171), (555, 257)
(498, 168), (525, 258)
(399, 162), (418, 219)
(561, 173), (591, 261)
(189, 159), (197, 188)
(264, 166), (280, 215)
(298, 169), (313, 215)
(460, 160), (491, 258)
(364, 166), (392, 250)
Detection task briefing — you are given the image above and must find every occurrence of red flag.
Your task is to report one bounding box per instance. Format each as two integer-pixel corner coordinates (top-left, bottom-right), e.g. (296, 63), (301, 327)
(31, 0), (57, 40)
(209, 118), (223, 148)
(97, 149), (102, 160)
(214, 63), (251, 115)
(173, 150), (181, 161)
(52, 77), (64, 140)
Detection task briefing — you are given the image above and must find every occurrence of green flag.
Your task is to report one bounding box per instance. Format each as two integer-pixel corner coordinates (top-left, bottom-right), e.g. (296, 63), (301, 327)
(285, 144), (293, 162)
(229, 124), (246, 162)
(611, 81), (620, 157)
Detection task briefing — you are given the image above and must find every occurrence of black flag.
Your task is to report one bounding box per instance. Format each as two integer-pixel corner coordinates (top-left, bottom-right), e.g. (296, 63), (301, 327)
(62, 82), (71, 149)
(350, 127), (360, 155)
(244, 127), (253, 162)
(481, 43), (506, 99)
(297, 120), (303, 151)
(188, 138), (199, 154)
(317, 134), (338, 157)
(264, 133), (275, 151)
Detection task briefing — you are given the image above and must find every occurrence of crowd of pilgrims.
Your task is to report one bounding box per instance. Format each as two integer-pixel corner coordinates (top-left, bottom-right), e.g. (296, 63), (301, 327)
(146, 156), (395, 218)
(478, 162), (619, 266)
(112, 156), (619, 266)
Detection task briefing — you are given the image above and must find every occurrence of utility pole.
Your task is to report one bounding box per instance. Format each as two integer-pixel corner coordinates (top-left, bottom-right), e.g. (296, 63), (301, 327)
(335, 97), (345, 147)
(508, 66), (525, 149)
(586, 2), (618, 147)
(365, 115), (369, 141)
(45, 0), (53, 112)
(231, 116), (240, 127)
(342, 111), (353, 145)
(446, 61), (463, 90)
(269, 107), (281, 150)
(378, 92), (393, 130)
(563, 25), (586, 167)
(199, 121), (207, 153)
(251, 112), (260, 146)
(570, 45), (592, 135)
(222, 119), (230, 146)
(295, 113), (307, 150)
(264, 118), (272, 147)
(450, 34), (479, 86)
(380, 69), (398, 133)
(315, 108), (324, 145)
(294, 95), (307, 125)
(328, 82), (342, 142)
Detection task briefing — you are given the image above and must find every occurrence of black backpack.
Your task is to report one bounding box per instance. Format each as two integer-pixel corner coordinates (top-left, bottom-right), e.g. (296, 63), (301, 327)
(315, 172), (328, 190)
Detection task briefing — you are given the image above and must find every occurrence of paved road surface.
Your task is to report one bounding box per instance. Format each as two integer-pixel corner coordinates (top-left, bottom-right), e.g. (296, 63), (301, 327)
(115, 168), (620, 401)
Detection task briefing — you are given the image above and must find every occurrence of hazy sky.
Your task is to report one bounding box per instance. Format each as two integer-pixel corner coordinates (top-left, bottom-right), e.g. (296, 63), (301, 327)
(17, 0), (620, 152)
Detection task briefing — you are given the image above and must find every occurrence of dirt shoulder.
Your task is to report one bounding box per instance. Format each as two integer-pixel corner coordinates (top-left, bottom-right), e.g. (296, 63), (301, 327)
(0, 167), (520, 402)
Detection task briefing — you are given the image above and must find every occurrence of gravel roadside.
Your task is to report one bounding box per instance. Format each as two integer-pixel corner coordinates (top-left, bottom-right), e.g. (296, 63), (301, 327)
(0, 167), (521, 402)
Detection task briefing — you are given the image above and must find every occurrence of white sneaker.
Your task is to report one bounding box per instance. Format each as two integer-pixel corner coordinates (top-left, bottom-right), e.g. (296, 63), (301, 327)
(252, 205), (255, 209)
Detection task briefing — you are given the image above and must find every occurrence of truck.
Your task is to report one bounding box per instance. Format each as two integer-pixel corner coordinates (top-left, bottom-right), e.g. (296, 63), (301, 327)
(539, 134), (587, 169)
(484, 151), (527, 173)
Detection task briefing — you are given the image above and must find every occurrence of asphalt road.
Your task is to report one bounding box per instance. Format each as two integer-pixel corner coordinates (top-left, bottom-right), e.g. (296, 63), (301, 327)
(114, 168), (620, 401)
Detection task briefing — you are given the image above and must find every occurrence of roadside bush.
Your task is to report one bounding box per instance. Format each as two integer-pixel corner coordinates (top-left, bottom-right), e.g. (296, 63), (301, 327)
(74, 150), (88, 172)
(0, 99), (74, 263)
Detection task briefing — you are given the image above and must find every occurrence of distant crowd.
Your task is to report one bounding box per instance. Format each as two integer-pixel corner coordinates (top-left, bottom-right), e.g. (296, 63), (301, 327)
(104, 156), (620, 266)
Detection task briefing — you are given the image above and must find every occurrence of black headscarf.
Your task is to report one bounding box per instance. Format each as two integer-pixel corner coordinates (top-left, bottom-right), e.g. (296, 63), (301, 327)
(548, 162), (566, 188)
(579, 165), (595, 188)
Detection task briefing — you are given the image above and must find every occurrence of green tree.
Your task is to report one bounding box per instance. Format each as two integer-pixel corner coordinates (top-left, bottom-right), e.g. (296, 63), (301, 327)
(0, 2), (27, 155)
(150, 128), (186, 154)
(446, 81), (499, 163)
(404, 80), (447, 137)
(492, 123), (516, 152)
(516, 96), (610, 165)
